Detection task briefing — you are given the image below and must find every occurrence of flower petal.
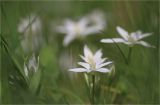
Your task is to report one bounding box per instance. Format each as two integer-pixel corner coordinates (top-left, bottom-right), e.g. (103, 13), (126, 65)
(130, 32), (139, 41)
(94, 49), (102, 61)
(80, 55), (88, 62)
(28, 54), (38, 72)
(84, 26), (100, 36)
(100, 58), (107, 64)
(96, 57), (108, 66)
(69, 68), (88, 72)
(79, 17), (89, 29)
(84, 45), (93, 58)
(24, 63), (28, 77)
(83, 10), (105, 35)
(96, 68), (111, 73)
(65, 19), (75, 31)
(136, 41), (155, 48)
(116, 26), (129, 40)
(78, 62), (90, 69)
(63, 34), (75, 46)
(101, 38), (125, 43)
(123, 41), (134, 45)
(97, 61), (112, 69)
(137, 33), (153, 40)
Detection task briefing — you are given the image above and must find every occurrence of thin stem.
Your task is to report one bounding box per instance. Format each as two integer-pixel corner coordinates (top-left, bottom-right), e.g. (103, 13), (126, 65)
(128, 47), (132, 64)
(111, 39), (128, 64)
(99, 30), (128, 64)
(91, 74), (95, 105)
(99, 30), (140, 102)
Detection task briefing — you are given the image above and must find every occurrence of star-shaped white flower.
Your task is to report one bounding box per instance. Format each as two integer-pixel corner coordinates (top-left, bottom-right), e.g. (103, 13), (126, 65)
(24, 54), (39, 77)
(101, 26), (154, 48)
(69, 45), (113, 73)
(56, 10), (106, 46)
(18, 14), (43, 53)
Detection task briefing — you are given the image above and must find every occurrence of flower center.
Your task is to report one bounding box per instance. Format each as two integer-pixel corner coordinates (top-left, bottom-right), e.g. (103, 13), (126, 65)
(74, 23), (81, 35)
(88, 55), (96, 70)
(128, 36), (136, 43)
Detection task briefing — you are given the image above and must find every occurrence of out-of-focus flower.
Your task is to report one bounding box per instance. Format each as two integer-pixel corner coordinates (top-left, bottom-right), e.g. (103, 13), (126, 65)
(101, 26), (155, 48)
(59, 51), (77, 71)
(56, 10), (106, 46)
(59, 51), (79, 80)
(86, 10), (106, 33)
(18, 14), (43, 53)
(69, 45), (113, 73)
(24, 54), (39, 77)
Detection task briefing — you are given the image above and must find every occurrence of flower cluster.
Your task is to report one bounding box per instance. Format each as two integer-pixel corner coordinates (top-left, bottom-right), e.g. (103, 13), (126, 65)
(17, 10), (155, 77)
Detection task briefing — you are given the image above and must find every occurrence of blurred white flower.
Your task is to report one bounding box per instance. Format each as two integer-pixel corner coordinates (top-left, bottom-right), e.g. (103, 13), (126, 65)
(56, 10), (106, 46)
(69, 45), (113, 73)
(24, 54), (39, 77)
(18, 14), (43, 53)
(59, 51), (76, 71)
(101, 26), (155, 48)
(86, 10), (106, 33)
(59, 51), (79, 80)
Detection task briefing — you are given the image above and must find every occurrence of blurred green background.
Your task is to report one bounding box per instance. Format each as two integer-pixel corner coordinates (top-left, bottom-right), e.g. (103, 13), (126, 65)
(1, 1), (159, 104)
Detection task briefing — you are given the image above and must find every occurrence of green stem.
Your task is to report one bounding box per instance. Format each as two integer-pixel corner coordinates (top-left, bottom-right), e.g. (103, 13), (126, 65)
(91, 74), (95, 105)
(128, 47), (132, 64)
(99, 31), (140, 102)
(111, 39), (128, 64)
(99, 30), (128, 64)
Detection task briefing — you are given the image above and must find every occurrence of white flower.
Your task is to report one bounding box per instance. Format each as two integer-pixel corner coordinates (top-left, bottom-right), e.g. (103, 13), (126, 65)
(69, 45), (113, 73)
(56, 10), (106, 46)
(87, 10), (106, 33)
(24, 54), (39, 77)
(59, 51), (77, 70)
(18, 14), (43, 53)
(101, 26), (154, 48)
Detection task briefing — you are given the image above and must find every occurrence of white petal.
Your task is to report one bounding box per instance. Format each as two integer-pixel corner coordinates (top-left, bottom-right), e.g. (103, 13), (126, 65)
(130, 31), (152, 41)
(123, 41), (134, 45)
(78, 62), (90, 69)
(63, 34), (75, 46)
(116, 26), (129, 40)
(130, 32), (139, 41)
(18, 19), (29, 33)
(136, 41), (155, 48)
(84, 45), (93, 58)
(100, 58), (107, 64)
(97, 61), (112, 69)
(24, 63), (28, 77)
(28, 55), (35, 69)
(63, 19), (76, 34)
(80, 55), (88, 63)
(94, 49), (102, 61)
(96, 57), (108, 66)
(69, 68), (88, 72)
(83, 10), (105, 36)
(83, 26), (100, 36)
(137, 33), (153, 40)
(96, 68), (111, 73)
(101, 38), (125, 43)
(78, 17), (89, 29)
